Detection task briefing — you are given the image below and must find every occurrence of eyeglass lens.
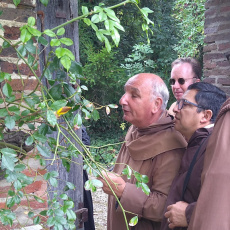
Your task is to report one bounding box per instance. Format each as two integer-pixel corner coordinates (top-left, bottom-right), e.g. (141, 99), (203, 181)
(170, 78), (186, 85)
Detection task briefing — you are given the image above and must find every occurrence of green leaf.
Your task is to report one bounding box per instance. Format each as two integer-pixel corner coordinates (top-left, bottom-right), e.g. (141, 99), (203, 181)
(39, 210), (47, 216)
(47, 217), (55, 227)
(2, 83), (12, 97)
(73, 113), (82, 127)
(104, 8), (120, 23)
(37, 144), (51, 157)
(40, 0), (49, 6)
(129, 216), (138, 226)
(2, 41), (11, 48)
(8, 190), (15, 196)
(50, 177), (58, 187)
(50, 100), (67, 111)
(33, 195), (45, 203)
(0, 72), (11, 82)
(63, 200), (74, 212)
(50, 39), (61, 47)
(27, 27), (42, 37)
(1, 148), (17, 171)
(14, 164), (26, 172)
(13, 0), (21, 6)
(7, 197), (15, 208)
(104, 37), (111, 52)
(60, 194), (68, 200)
(141, 175), (149, 183)
(91, 179), (103, 188)
(61, 56), (71, 71)
(49, 84), (62, 100)
(24, 39), (36, 54)
(91, 14), (100, 24)
(25, 135), (33, 146)
(14, 180), (22, 190)
(28, 211), (34, 218)
(108, 104), (118, 108)
(111, 28), (120, 46)
(44, 29), (56, 37)
(5, 116), (16, 130)
(99, 11), (107, 21)
(33, 132), (47, 143)
(20, 28), (32, 43)
(69, 61), (83, 75)
(141, 183), (150, 196)
(112, 21), (125, 32)
(60, 38), (73, 46)
(66, 210), (76, 221)
(122, 165), (132, 179)
(56, 28), (65, 36)
(82, 6), (89, 15)
(38, 36), (48, 46)
(66, 182), (75, 190)
(91, 108), (100, 121)
(96, 30), (105, 42)
(33, 216), (41, 225)
(83, 18), (91, 26)
(28, 17), (35, 26)
(17, 45), (27, 57)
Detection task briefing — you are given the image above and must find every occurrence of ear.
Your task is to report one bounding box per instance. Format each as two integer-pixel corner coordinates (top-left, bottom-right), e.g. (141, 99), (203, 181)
(195, 78), (201, 83)
(152, 97), (163, 113)
(200, 109), (213, 124)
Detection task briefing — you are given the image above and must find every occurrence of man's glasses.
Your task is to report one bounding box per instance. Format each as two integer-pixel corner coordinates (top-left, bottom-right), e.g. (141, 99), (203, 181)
(176, 99), (205, 110)
(169, 77), (196, 85)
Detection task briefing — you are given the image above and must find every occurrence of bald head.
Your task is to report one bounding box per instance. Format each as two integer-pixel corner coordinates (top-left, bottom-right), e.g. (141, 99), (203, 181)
(126, 73), (169, 110)
(120, 73), (169, 128)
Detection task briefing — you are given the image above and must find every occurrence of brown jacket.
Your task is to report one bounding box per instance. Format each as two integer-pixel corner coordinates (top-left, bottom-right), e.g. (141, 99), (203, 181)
(107, 114), (187, 230)
(188, 98), (230, 230)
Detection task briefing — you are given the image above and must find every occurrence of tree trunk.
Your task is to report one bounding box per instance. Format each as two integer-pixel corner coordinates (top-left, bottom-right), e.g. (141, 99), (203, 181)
(36, 1), (83, 229)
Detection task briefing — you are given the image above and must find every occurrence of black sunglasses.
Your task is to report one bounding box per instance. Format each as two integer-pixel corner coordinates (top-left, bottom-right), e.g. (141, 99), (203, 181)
(169, 77), (196, 86)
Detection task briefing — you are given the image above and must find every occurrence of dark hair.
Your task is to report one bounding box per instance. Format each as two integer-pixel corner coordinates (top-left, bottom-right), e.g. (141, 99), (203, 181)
(188, 82), (226, 122)
(172, 57), (202, 80)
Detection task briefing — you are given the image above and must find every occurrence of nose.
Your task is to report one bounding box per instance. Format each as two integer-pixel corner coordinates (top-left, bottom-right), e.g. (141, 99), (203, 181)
(173, 102), (179, 114)
(119, 93), (127, 106)
(172, 80), (180, 89)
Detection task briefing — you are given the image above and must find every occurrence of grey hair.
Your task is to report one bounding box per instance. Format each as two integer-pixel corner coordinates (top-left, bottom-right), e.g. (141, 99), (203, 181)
(151, 80), (169, 110)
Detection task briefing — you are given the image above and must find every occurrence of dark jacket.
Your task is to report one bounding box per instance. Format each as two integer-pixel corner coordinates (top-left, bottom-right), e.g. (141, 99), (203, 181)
(160, 127), (213, 230)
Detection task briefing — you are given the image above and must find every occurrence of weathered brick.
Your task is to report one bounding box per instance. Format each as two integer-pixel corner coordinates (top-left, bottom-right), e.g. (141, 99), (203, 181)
(3, 26), (20, 40)
(0, 61), (40, 76)
(0, 7), (35, 23)
(22, 168), (47, 177)
(203, 43), (217, 52)
(25, 180), (47, 196)
(204, 32), (230, 43)
(205, 15), (230, 27)
(219, 24), (230, 31)
(217, 77), (230, 85)
(8, 79), (40, 91)
(206, 0), (230, 8)
(203, 77), (216, 84)
(20, 198), (47, 209)
(204, 26), (219, 35)
(218, 42), (230, 51)
(216, 60), (230, 67)
(203, 52), (226, 61)
(0, 46), (18, 58)
(220, 6), (230, 13)
(204, 68), (230, 76)
(204, 61), (217, 69)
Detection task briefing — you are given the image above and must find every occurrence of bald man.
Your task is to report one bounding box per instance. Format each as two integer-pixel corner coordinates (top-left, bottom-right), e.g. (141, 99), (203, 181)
(100, 73), (187, 230)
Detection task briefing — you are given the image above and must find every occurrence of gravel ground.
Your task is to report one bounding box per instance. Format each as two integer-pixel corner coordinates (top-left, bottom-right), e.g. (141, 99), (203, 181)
(91, 181), (108, 230)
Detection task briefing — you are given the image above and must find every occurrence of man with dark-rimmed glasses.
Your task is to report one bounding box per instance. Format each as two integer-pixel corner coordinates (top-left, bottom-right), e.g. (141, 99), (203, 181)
(168, 57), (202, 116)
(160, 82), (226, 230)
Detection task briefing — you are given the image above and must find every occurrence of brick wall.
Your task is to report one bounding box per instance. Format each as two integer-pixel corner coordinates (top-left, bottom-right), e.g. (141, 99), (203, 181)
(0, 1), (47, 229)
(203, 0), (230, 95)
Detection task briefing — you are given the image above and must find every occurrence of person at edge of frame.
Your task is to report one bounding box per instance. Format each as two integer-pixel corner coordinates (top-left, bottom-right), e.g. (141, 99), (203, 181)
(160, 82), (226, 230)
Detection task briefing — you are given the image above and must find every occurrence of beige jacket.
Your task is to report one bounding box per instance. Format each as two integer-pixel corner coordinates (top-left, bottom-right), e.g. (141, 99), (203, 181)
(107, 114), (187, 230)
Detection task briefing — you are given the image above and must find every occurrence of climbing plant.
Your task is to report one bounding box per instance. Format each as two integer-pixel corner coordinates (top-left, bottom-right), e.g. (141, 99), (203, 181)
(0, 0), (153, 229)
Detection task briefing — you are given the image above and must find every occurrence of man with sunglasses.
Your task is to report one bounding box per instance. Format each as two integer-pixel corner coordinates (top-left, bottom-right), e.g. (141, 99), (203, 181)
(168, 57), (202, 116)
(160, 82), (226, 230)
